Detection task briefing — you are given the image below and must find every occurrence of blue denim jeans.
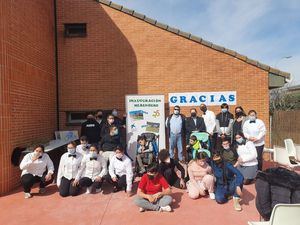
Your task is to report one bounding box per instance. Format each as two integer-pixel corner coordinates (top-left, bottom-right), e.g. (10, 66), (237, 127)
(169, 132), (183, 161)
(215, 178), (243, 204)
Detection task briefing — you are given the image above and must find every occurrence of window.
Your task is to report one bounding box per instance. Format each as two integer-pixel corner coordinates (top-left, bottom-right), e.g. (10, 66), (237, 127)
(64, 23), (87, 37)
(66, 110), (112, 126)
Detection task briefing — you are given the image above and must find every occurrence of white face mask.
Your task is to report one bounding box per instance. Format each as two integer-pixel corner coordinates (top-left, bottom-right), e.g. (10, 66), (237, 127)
(33, 151), (42, 158)
(236, 138), (244, 144)
(249, 116), (256, 121)
(221, 108), (228, 113)
(68, 148), (76, 155)
(112, 111), (118, 117)
(223, 145), (230, 150)
(90, 152), (98, 158)
(174, 110), (180, 115)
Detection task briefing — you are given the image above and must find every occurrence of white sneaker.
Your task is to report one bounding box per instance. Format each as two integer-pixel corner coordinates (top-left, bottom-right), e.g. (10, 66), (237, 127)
(24, 192), (32, 199)
(139, 207), (145, 212)
(159, 205), (172, 212)
(95, 188), (102, 193)
(85, 186), (92, 194)
(209, 192), (215, 200)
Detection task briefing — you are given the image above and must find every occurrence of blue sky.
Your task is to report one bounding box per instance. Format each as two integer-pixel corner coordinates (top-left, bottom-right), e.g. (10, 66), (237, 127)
(112, 0), (300, 85)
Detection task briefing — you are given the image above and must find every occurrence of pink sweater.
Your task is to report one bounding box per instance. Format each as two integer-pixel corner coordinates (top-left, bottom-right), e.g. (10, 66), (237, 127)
(188, 161), (212, 181)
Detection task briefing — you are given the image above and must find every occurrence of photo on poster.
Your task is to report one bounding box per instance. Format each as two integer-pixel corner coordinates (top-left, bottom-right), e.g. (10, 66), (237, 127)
(129, 110), (145, 121)
(145, 122), (160, 133)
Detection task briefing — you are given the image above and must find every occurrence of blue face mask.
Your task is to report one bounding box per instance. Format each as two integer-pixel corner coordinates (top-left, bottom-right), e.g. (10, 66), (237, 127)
(236, 138), (244, 144)
(90, 152), (98, 158)
(221, 108), (228, 113)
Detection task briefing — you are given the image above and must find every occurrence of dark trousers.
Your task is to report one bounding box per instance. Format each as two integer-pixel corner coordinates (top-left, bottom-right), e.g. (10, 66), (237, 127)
(108, 174), (127, 191)
(215, 178), (243, 204)
(79, 177), (103, 189)
(256, 145), (264, 171)
(59, 177), (80, 197)
(21, 173), (50, 193)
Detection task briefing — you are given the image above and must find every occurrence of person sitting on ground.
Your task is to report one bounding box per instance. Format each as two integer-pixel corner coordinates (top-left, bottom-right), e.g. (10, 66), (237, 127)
(134, 162), (173, 212)
(108, 146), (133, 196)
(158, 149), (186, 189)
(136, 135), (154, 174)
(76, 136), (90, 156)
(187, 152), (215, 200)
(19, 145), (54, 199)
(219, 138), (238, 167)
(234, 132), (258, 185)
(99, 125), (123, 163)
(74, 144), (107, 194)
(211, 154), (244, 211)
(57, 141), (83, 197)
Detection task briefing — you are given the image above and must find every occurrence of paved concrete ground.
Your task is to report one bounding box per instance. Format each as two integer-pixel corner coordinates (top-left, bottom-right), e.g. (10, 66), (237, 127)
(0, 179), (259, 225)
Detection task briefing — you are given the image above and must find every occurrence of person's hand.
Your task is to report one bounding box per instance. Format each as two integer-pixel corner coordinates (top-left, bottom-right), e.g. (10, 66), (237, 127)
(32, 154), (39, 161)
(180, 179), (186, 189)
(249, 137), (256, 142)
(72, 179), (79, 186)
(186, 145), (190, 149)
(221, 134), (225, 138)
(95, 176), (102, 182)
(238, 157), (243, 164)
(148, 195), (156, 203)
(45, 173), (52, 182)
(112, 177), (118, 182)
(99, 150), (104, 155)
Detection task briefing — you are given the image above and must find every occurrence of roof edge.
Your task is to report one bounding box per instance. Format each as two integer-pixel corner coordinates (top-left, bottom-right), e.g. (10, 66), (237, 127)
(96, 0), (290, 79)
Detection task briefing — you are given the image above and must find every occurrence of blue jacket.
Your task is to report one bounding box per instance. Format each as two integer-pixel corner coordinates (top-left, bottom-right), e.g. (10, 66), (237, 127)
(212, 162), (243, 186)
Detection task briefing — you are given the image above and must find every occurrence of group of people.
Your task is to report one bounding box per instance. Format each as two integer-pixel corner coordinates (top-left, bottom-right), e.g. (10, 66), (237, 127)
(19, 104), (266, 212)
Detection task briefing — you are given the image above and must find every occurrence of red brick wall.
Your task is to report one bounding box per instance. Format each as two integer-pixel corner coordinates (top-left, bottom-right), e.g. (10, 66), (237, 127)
(0, 0), (56, 194)
(57, 1), (270, 145)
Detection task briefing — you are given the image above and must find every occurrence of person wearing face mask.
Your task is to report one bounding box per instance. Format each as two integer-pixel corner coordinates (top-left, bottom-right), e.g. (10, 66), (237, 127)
(134, 162), (173, 212)
(57, 142), (83, 197)
(230, 110), (247, 144)
(185, 108), (206, 145)
(99, 125), (123, 163)
(186, 152), (215, 200)
(215, 103), (234, 151)
(165, 105), (186, 162)
(242, 110), (266, 171)
(108, 146), (133, 196)
(100, 114), (116, 138)
(211, 154), (244, 211)
(234, 132), (258, 185)
(111, 108), (126, 128)
(219, 138), (238, 167)
(76, 136), (90, 156)
(20, 145), (54, 199)
(199, 104), (216, 151)
(158, 149), (186, 189)
(75, 144), (107, 194)
(80, 113), (101, 145)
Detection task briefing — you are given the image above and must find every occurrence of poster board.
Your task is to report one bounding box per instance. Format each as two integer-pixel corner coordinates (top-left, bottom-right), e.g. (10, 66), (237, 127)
(125, 95), (166, 160)
(168, 91), (236, 106)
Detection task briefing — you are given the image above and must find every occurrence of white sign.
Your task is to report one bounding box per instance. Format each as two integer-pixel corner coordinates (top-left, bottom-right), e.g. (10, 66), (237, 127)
(125, 95), (166, 160)
(168, 91), (236, 106)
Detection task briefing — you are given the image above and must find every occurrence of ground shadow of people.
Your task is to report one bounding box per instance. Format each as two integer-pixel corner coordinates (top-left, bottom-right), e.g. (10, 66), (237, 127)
(171, 191), (184, 209)
(241, 185), (255, 205)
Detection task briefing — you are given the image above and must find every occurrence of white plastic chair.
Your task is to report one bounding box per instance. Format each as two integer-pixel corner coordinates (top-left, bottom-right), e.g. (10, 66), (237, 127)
(248, 204), (300, 225)
(284, 139), (297, 158)
(273, 146), (300, 169)
(295, 144), (300, 161)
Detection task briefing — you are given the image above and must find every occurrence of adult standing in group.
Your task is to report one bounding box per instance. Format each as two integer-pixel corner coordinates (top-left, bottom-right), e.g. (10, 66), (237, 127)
(242, 110), (266, 171)
(200, 104), (216, 152)
(81, 113), (101, 145)
(95, 110), (105, 136)
(166, 105), (185, 162)
(185, 108), (206, 144)
(215, 103), (234, 151)
(101, 114), (117, 138)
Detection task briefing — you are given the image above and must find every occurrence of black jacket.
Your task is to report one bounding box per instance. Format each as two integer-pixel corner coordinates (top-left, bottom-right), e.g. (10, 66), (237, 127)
(99, 133), (123, 152)
(80, 119), (101, 144)
(255, 167), (300, 220)
(216, 112), (234, 127)
(158, 159), (185, 186)
(185, 116), (206, 135)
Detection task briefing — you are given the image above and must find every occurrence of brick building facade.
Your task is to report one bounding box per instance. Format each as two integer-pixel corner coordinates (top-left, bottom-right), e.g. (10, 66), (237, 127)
(0, 0), (289, 194)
